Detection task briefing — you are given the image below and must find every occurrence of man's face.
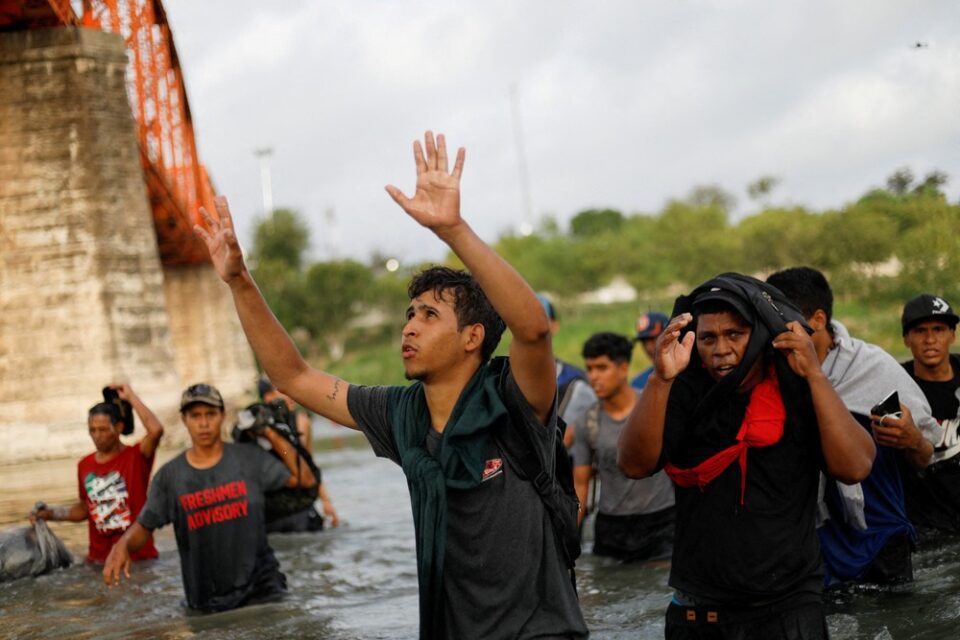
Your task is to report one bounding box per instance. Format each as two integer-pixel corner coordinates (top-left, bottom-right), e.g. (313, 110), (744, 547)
(401, 289), (478, 382)
(640, 337), (658, 362)
(88, 414), (121, 453)
(181, 404), (225, 448)
(696, 311), (754, 382)
(585, 355), (630, 401)
(904, 320), (956, 369)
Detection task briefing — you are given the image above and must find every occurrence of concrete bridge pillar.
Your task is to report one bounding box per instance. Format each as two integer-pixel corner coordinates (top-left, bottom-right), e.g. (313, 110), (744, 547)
(0, 28), (254, 462)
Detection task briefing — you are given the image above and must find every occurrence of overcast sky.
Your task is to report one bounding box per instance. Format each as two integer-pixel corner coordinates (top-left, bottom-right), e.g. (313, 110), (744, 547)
(162, 0), (959, 265)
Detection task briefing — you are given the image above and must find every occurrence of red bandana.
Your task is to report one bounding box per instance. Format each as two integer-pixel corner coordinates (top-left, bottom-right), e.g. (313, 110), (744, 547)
(665, 368), (786, 505)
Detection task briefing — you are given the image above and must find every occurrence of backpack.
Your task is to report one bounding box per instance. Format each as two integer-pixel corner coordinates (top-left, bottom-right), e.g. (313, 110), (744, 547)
(556, 360), (588, 418)
(233, 401), (321, 522)
(495, 412), (581, 588)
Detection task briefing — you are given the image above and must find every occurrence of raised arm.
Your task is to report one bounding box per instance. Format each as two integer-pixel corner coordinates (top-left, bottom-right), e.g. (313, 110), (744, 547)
(385, 131), (554, 422)
(111, 384), (164, 458)
(261, 428), (317, 488)
(618, 313), (694, 478)
(194, 198), (356, 429)
(773, 322), (875, 483)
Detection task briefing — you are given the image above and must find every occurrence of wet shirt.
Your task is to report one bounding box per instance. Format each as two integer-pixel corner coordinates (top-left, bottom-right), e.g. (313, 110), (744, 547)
(138, 444), (290, 611)
(348, 374), (588, 640)
(570, 399), (675, 516)
(661, 367), (824, 605)
(901, 356), (960, 532)
(77, 443), (157, 562)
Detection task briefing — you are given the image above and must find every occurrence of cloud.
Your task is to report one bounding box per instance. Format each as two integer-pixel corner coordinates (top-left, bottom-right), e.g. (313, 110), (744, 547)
(161, 0), (960, 262)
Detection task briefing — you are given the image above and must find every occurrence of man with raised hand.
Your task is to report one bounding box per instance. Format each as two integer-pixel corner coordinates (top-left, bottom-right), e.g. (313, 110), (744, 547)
(194, 132), (587, 639)
(32, 384), (164, 563)
(618, 273), (875, 640)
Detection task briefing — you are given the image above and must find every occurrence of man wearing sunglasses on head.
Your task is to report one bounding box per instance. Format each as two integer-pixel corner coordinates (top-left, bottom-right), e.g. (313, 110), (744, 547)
(103, 383), (316, 612)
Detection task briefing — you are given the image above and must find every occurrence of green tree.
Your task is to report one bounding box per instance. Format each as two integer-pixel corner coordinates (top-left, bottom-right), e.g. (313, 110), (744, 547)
(251, 208), (310, 271)
(885, 168), (914, 195)
(569, 208), (625, 238)
(686, 184), (737, 211)
(735, 207), (820, 273)
(301, 260), (377, 349)
(746, 175), (781, 207)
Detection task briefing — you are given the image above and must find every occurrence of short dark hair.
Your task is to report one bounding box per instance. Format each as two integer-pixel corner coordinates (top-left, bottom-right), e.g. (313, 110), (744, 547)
(88, 402), (121, 424)
(766, 267), (833, 323)
(582, 332), (633, 364)
(408, 266), (506, 362)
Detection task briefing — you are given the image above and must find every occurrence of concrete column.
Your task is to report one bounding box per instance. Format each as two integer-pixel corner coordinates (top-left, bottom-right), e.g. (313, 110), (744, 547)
(0, 28), (253, 462)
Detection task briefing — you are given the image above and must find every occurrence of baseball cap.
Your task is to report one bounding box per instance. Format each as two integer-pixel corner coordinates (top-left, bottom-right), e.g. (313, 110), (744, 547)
(180, 383), (224, 411)
(536, 293), (557, 321)
(257, 377), (275, 400)
(901, 294), (959, 335)
(692, 288), (755, 325)
(635, 311), (669, 340)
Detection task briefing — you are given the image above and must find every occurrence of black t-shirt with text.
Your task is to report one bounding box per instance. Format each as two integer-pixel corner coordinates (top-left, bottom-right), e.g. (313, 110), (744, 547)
(661, 367), (824, 605)
(138, 443), (291, 611)
(900, 355), (960, 533)
(901, 356), (960, 422)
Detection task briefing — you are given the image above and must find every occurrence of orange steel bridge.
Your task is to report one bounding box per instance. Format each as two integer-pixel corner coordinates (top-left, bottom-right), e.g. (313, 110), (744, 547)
(0, 0), (215, 265)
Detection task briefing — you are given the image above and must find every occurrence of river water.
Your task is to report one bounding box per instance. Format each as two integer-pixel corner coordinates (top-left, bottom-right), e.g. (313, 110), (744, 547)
(2, 429), (960, 639)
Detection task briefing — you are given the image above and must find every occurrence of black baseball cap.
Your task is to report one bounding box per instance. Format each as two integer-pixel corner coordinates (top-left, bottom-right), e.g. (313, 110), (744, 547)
(902, 294), (959, 335)
(180, 383), (225, 411)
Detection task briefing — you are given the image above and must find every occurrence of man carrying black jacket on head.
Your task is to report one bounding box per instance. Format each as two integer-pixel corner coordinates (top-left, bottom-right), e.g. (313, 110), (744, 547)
(618, 273), (875, 640)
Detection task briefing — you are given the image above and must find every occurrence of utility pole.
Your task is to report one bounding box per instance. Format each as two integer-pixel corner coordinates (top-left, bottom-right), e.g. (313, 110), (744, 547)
(509, 84), (534, 236)
(253, 147), (274, 218)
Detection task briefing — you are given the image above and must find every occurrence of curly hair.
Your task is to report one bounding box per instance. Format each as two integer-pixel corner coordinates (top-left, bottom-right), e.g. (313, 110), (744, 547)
(408, 266), (506, 361)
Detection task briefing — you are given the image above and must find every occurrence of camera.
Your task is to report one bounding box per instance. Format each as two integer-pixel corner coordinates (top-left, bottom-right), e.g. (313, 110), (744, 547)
(234, 400), (296, 443)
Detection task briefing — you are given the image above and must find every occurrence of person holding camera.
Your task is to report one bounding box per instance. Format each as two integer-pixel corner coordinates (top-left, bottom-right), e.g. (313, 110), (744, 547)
(254, 378), (338, 531)
(31, 383), (164, 563)
(768, 267), (937, 587)
(103, 383), (316, 612)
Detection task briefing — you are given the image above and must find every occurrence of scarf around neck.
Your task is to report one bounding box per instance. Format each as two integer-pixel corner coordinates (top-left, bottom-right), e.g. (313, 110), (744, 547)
(665, 368), (786, 504)
(389, 357), (511, 639)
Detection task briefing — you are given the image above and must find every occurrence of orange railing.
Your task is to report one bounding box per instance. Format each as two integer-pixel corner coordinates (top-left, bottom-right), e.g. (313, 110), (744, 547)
(0, 0), (215, 265)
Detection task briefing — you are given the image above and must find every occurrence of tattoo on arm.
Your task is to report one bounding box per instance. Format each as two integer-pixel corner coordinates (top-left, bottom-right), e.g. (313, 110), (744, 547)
(326, 379), (342, 402)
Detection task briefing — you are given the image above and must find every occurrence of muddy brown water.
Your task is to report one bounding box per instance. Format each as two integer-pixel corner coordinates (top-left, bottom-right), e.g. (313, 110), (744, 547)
(2, 429), (960, 639)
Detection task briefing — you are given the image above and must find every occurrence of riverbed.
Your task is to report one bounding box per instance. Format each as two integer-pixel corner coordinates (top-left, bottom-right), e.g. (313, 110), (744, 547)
(2, 434), (959, 639)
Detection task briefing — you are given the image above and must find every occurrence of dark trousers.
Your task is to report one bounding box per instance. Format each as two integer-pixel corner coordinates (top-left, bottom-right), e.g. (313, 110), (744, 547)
(665, 598), (828, 640)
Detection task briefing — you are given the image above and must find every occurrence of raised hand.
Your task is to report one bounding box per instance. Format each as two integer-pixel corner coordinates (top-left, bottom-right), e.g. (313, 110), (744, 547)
(655, 313), (695, 381)
(194, 195), (247, 283)
(109, 383), (134, 402)
(772, 321), (822, 379)
(385, 131), (466, 233)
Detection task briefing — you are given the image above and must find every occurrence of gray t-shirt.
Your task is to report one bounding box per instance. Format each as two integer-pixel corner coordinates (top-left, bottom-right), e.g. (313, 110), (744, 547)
(347, 370), (588, 640)
(138, 443), (290, 611)
(570, 398), (675, 516)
